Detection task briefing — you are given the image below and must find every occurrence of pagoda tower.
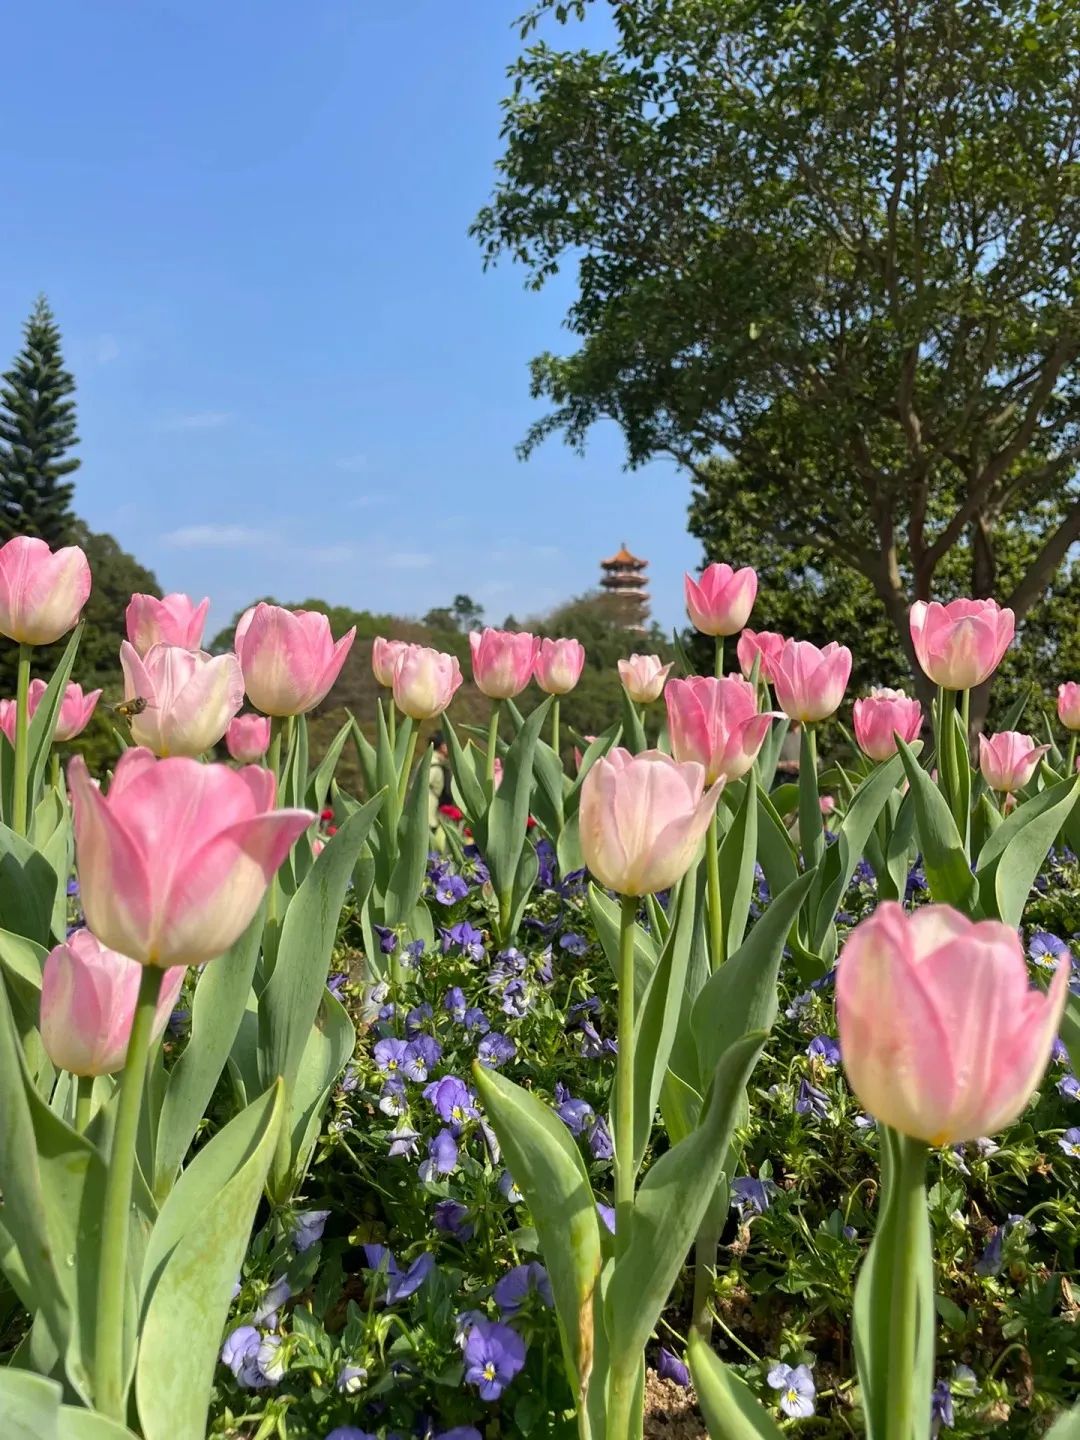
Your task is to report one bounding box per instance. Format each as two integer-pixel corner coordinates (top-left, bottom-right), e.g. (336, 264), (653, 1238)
(600, 542), (650, 630)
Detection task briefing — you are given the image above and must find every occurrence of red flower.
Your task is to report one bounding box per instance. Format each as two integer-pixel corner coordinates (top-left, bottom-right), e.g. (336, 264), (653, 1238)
(439, 803), (464, 822)
(320, 807), (334, 822)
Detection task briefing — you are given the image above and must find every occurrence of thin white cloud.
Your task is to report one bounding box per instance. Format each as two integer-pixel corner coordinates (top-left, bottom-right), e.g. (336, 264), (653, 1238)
(384, 551), (433, 570)
(95, 333), (121, 365)
(163, 525), (273, 550)
(160, 410), (232, 432)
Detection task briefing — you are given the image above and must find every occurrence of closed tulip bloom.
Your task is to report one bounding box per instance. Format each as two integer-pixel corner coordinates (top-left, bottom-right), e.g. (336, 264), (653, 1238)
(0, 678), (102, 746)
(910, 598), (1014, 690)
(534, 637), (586, 695)
(119, 642), (244, 758)
(579, 747), (722, 895)
(226, 713), (272, 763)
(665, 676), (776, 782)
(684, 563), (757, 637)
(392, 644), (463, 720)
(1058, 682), (1080, 731)
(852, 688), (923, 762)
(469, 628), (539, 700)
(41, 929), (185, 1076)
(236, 603), (355, 716)
(372, 636), (409, 689)
(837, 903), (1068, 1144)
(617, 654), (673, 704)
(68, 749), (314, 968)
(772, 639), (852, 723)
(125, 592), (210, 656)
(736, 628), (785, 682)
(0, 536), (91, 645)
(979, 730), (1049, 794)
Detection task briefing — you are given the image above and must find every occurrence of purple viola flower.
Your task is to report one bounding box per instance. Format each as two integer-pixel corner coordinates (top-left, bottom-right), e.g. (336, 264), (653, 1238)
(569, 996), (600, 1017)
(730, 1176), (778, 1218)
(443, 986), (467, 1022)
(1052, 1037), (1071, 1066)
(463, 1318), (527, 1400)
(405, 1002), (434, 1036)
(537, 946), (554, 984)
(559, 932), (588, 956)
(326, 971), (348, 1000)
(379, 1075), (408, 1117)
(588, 1116), (613, 1160)
(443, 920), (487, 960)
(478, 1032), (516, 1068)
(291, 1209), (331, 1253)
(434, 1198), (474, 1239)
(535, 837), (556, 888)
(221, 1325), (265, 1388)
(455, 1309), (489, 1348)
(597, 1202), (616, 1234)
(387, 1121), (420, 1158)
(363, 1246), (435, 1303)
(1029, 930), (1069, 968)
(497, 946), (527, 974)
(554, 1083), (595, 1137)
(807, 1035), (840, 1067)
(373, 924), (398, 955)
(1059, 1127), (1080, 1156)
(930, 1378), (954, 1435)
(419, 1128), (459, 1181)
(403, 1034), (442, 1082)
(404, 937), (425, 966)
(423, 1075), (479, 1129)
(657, 1347), (690, 1387)
(795, 1078), (830, 1119)
(435, 873), (469, 906)
(498, 1170), (524, 1204)
(767, 1362), (816, 1418)
(501, 977), (532, 1018)
(578, 1019), (606, 1059)
(253, 1274), (292, 1325)
(335, 1363), (368, 1394)
(374, 1038), (409, 1076)
(493, 1262), (553, 1315)
(784, 990), (814, 1020)
(463, 1006), (490, 1035)
(1059, 1073), (1080, 1101)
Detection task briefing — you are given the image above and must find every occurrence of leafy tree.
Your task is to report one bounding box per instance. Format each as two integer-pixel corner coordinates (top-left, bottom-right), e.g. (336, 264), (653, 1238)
(473, 0), (1080, 716)
(0, 296), (80, 546)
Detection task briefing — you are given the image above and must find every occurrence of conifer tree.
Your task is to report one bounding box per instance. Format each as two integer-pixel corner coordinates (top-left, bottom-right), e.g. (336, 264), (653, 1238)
(0, 296), (80, 545)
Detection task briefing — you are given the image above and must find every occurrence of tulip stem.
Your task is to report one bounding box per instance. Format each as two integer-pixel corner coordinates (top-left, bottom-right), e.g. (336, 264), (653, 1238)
(550, 698), (560, 761)
(94, 965), (163, 1420)
(705, 810), (724, 969)
(267, 717), (283, 786)
(75, 1074), (94, 1133)
(485, 701), (501, 794)
(615, 894), (638, 1257)
(50, 750), (61, 792)
(885, 1134), (930, 1440)
(397, 727), (419, 809)
(13, 643), (31, 837)
(798, 724), (824, 870)
(714, 636), (724, 679)
(388, 701), (397, 753)
(1068, 736), (1077, 777)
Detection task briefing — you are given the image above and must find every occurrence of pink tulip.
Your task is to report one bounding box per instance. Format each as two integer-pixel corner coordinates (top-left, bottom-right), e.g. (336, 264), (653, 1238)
(617, 654), (673, 705)
(0, 536), (91, 645)
(469, 628), (539, 700)
(579, 747), (722, 895)
(837, 902), (1068, 1144)
(372, 636), (409, 689)
(665, 675), (776, 783)
(0, 678), (102, 746)
(125, 592), (210, 656)
(119, 642), (244, 758)
(40, 929), (185, 1076)
(226, 713), (272, 763)
(736, 629), (785, 683)
(852, 688), (923, 762)
(392, 644), (463, 720)
(909, 598), (1014, 691)
(684, 563), (757, 637)
(978, 730), (1050, 794)
(1058, 682), (1080, 732)
(68, 749), (313, 968)
(772, 639), (852, 723)
(236, 603), (355, 716)
(534, 637), (586, 696)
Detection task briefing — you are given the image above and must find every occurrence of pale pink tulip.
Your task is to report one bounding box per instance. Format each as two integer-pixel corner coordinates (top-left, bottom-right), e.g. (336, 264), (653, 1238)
(534, 637), (586, 696)
(684, 563), (757, 637)
(837, 903), (1068, 1144)
(0, 536), (91, 645)
(772, 639), (852, 723)
(372, 636), (409, 689)
(978, 730), (1050, 794)
(665, 676), (776, 783)
(469, 628), (539, 700)
(125, 592), (210, 656)
(852, 688), (923, 762)
(0, 678), (102, 747)
(1058, 682), (1080, 732)
(910, 598), (1014, 690)
(579, 747), (721, 895)
(40, 929), (185, 1076)
(617, 654), (673, 705)
(226, 713), (272, 763)
(119, 642), (244, 758)
(68, 749), (313, 968)
(736, 629), (785, 683)
(236, 603), (355, 716)
(392, 645), (463, 720)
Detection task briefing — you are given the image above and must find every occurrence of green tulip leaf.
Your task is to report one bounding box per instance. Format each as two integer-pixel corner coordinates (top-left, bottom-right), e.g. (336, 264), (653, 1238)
(688, 1331), (785, 1439)
(385, 747), (433, 926)
(895, 738), (977, 909)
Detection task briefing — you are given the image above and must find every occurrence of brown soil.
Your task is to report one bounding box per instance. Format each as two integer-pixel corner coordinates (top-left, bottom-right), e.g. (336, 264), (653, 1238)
(643, 1368), (708, 1439)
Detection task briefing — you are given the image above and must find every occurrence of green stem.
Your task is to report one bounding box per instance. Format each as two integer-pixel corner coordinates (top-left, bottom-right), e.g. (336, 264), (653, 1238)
(397, 728), (419, 810)
(933, 686), (952, 801)
(13, 644), (31, 837)
(267, 716), (284, 786)
(1068, 735), (1078, 777)
(714, 635), (724, 678)
(388, 701), (397, 753)
(960, 687), (970, 754)
(550, 697), (560, 761)
(485, 701), (501, 793)
(691, 1209), (723, 1340)
(94, 965), (163, 1419)
(615, 894), (638, 1256)
(705, 810), (724, 969)
(75, 1074), (94, 1133)
(885, 1135), (930, 1440)
(798, 724), (824, 870)
(607, 1363), (640, 1440)
(50, 750), (61, 792)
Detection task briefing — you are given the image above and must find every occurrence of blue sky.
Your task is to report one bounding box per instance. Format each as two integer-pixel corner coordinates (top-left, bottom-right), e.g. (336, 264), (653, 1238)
(0, 0), (697, 635)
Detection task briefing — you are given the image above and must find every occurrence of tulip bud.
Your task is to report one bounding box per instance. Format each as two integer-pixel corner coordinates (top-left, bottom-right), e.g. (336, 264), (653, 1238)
(772, 640), (852, 723)
(0, 679), (102, 747)
(119, 642), (244, 758)
(534, 637), (586, 696)
(665, 675), (776, 782)
(617, 654), (673, 705)
(0, 536), (91, 645)
(736, 629), (785, 682)
(392, 645), (463, 720)
(909, 598), (1014, 690)
(469, 629), (539, 700)
(852, 688), (923, 762)
(978, 731), (1049, 794)
(236, 603), (355, 716)
(684, 563), (757, 637)
(837, 903), (1068, 1144)
(41, 929), (185, 1076)
(372, 636), (409, 689)
(125, 592), (210, 656)
(226, 713), (272, 763)
(1058, 682), (1080, 732)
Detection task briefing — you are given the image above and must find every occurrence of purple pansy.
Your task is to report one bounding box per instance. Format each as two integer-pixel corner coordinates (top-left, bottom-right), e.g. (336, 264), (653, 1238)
(418, 1127), (460, 1180)
(434, 1198), (474, 1239)
(435, 873), (469, 906)
(767, 1362), (816, 1418)
(290, 1209), (330, 1253)
(423, 1075), (479, 1130)
(493, 1262), (553, 1315)
(657, 1347), (690, 1387)
(795, 1078), (830, 1119)
(731, 1176), (778, 1218)
(444, 986), (467, 1022)
(403, 1034), (442, 1082)
(374, 1038), (409, 1076)
(478, 1032), (516, 1068)
(462, 1318), (528, 1400)
(363, 1245), (435, 1304)
(807, 1035), (840, 1067)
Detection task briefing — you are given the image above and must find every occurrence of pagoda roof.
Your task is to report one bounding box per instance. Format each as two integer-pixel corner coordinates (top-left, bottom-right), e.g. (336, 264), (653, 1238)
(601, 542), (648, 568)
